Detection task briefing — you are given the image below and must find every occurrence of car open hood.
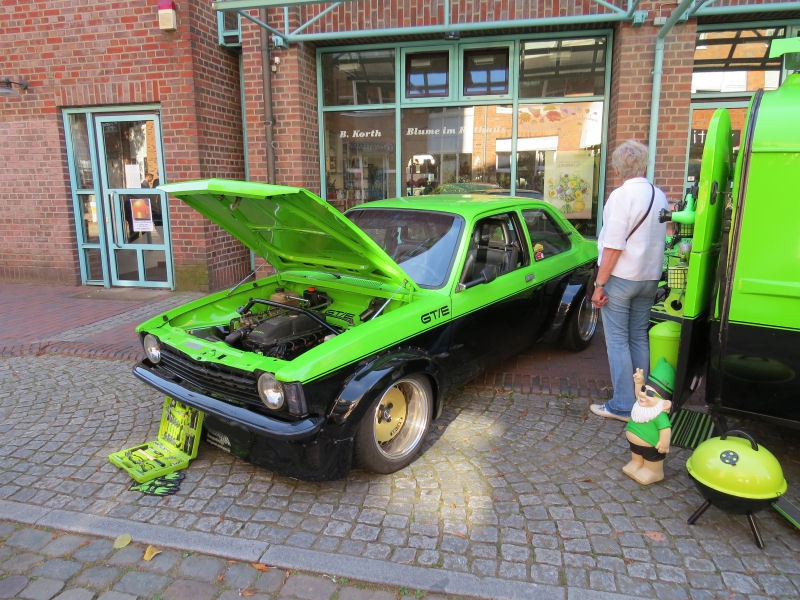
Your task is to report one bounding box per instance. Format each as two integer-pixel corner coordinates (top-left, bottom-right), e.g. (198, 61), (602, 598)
(159, 179), (418, 290)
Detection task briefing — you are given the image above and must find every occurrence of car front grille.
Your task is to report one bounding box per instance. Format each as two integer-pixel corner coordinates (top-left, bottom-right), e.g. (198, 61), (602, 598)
(156, 345), (262, 408)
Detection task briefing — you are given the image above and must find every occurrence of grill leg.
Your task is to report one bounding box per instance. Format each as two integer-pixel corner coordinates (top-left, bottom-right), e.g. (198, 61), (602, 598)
(746, 512), (765, 549)
(688, 499), (712, 524)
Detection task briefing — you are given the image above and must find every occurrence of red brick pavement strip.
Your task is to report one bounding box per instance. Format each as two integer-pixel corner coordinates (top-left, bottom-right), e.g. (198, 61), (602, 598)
(0, 282), (613, 398)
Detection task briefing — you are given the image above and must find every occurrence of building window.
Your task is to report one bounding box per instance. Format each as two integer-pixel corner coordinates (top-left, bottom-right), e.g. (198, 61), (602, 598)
(402, 105), (513, 195)
(692, 27), (785, 94)
(319, 33), (610, 233)
(322, 49), (395, 106)
(519, 37), (606, 98)
(323, 110), (396, 208)
(463, 48), (510, 96)
(686, 25), (791, 187)
(405, 51), (450, 98)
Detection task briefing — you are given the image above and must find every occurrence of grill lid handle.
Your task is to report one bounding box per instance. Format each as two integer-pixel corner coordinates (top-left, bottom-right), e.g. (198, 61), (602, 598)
(719, 429), (759, 451)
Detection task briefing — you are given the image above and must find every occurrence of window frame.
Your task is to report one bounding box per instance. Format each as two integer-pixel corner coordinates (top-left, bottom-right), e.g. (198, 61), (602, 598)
(402, 47), (455, 101)
(459, 43), (514, 101)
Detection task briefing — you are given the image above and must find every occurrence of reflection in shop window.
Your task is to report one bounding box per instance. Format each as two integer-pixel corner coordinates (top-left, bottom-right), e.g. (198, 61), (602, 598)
(519, 37), (606, 99)
(405, 51), (449, 98)
(401, 106), (513, 195)
(323, 110), (396, 210)
(515, 101), (603, 235)
(463, 48), (510, 96)
(68, 114), (94, 189)
(321, 49), (396, 106)
(692, 27), (785, 94)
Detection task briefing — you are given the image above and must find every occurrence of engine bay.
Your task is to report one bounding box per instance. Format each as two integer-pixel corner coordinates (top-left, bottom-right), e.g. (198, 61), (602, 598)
(216, 287), (341, 360)
(186, 286), (363, 360)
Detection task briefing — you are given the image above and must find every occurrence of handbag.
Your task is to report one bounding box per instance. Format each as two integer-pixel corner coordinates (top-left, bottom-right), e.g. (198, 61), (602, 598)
(589, 183), (655, 298)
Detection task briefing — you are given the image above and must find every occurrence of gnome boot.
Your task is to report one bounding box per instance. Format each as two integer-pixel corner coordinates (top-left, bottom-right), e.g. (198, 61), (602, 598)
(622, 453), (644, 480)
(632, 459), (665, 485)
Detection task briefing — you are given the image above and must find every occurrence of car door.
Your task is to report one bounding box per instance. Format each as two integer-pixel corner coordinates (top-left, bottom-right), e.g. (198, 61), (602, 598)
(445, 210), (545, 382)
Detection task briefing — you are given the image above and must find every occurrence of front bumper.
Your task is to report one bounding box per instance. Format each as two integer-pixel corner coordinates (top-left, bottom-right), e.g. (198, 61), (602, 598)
(133, 361), (356, 480)
(132, 362), (324, 441)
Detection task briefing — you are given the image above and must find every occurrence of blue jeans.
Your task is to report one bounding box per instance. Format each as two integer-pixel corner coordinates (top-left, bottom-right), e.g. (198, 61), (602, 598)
(600, 276), (658, 417)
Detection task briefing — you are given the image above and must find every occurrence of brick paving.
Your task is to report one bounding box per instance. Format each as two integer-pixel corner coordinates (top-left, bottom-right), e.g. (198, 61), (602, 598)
(1, 282), (799, 599)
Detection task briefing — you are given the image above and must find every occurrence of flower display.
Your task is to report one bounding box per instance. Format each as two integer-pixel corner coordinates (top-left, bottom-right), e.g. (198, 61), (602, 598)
(548, 172), (590, 214)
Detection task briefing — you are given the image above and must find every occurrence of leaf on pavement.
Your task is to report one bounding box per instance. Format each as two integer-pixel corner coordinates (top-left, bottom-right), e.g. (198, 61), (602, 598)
(143, 545), (161, 561)
(113, 533), (132, 549)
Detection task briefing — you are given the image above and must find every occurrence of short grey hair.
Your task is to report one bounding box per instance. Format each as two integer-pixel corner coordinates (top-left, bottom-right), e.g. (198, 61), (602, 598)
(611, 140), (648, 180)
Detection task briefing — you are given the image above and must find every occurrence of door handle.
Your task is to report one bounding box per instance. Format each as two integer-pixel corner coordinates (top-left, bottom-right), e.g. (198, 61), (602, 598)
(525, 273), (536, 282)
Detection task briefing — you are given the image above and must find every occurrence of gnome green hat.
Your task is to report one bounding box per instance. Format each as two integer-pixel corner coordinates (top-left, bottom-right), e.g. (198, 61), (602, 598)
(646, 356), (676, 400)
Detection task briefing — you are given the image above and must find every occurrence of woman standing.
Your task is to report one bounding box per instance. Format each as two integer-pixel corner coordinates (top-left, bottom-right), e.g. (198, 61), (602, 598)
(590, 140), (668, 421)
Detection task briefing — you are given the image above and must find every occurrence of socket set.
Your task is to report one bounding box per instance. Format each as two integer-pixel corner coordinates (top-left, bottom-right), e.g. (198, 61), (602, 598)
(109, 397), (204, 483)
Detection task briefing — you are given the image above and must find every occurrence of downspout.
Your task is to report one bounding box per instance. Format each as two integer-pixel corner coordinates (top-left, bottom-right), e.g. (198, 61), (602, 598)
(260, 8), (277, 183)
(647, 0), (695, 180)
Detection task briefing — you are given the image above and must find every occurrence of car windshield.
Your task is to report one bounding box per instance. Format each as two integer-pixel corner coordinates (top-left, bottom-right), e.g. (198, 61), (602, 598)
(347, 208), (463, 288)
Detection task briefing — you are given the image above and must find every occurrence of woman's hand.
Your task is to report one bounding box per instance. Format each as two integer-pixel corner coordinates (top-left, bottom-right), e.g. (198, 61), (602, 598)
(592, 285), (607, 308)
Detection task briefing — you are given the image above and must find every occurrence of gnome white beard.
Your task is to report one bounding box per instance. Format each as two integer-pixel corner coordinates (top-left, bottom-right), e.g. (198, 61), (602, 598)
(630, 399), (666, 423)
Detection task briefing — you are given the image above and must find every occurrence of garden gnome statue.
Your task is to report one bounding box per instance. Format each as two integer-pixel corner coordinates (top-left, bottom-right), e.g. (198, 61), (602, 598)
(623, 359), (674, 485)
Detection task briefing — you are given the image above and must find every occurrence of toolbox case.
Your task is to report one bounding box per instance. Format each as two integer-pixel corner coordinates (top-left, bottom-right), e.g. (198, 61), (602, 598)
(109, 397), (203, 483)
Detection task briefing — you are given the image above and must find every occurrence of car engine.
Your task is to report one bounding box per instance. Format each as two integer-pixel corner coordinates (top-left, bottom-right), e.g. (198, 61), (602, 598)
(223, 294), (338, 360)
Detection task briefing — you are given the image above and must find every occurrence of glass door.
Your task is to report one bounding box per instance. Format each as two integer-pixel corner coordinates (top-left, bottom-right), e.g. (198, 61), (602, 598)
(94, 115), (172, 287)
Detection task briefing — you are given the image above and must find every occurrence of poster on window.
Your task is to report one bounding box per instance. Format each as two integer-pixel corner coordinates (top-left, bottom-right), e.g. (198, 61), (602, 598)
(544, 151), (593, 219)
(130, 197), (154, 232)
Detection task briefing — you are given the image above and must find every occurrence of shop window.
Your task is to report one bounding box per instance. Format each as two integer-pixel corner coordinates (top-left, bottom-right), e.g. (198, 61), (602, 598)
(405, 51), (449, 98)
(519, 37), (606, 98)
(401, 106), (513, 195)
(515, 101), (602, 235)
(322, 49), (395, 106)
(463, 48), (509, 96)
(692, 27), (785, 94)
(323, 110), (396, 209)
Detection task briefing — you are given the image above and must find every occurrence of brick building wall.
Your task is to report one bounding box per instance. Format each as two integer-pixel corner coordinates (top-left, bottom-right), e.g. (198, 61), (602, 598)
(607, 17), (696, 203)
(0, 0), (246, 290)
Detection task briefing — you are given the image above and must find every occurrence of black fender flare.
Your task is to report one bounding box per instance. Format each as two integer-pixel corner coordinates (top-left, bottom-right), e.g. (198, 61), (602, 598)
(542, 272), (588, 342)
(545, 275), (587, 339)
(329, 348), (441, 434)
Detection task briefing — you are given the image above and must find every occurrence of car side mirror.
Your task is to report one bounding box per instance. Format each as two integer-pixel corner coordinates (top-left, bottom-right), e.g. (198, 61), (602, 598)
(459, 264), (498, 291)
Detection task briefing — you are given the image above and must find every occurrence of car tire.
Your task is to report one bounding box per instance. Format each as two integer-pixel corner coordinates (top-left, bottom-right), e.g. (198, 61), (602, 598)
(354, 374), (433, 474)
(562, 291), (598, 351)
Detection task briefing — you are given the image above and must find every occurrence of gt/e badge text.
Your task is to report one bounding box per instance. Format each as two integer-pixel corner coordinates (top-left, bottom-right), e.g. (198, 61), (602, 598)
(421, 306), (450, 324)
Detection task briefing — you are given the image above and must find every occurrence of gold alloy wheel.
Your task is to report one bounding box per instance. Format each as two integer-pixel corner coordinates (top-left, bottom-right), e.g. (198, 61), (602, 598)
(370, 375), (431, 462)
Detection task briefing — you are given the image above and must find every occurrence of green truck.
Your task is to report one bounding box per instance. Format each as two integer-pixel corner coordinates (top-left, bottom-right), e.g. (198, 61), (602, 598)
(654, 37), (800, 432)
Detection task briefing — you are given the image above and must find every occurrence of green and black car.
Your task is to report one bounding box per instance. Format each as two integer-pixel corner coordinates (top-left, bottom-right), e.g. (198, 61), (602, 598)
(133, 179), (598, 480)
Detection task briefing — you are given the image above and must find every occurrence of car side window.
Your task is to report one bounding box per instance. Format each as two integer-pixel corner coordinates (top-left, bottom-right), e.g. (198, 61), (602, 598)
(460, 213), (527, 283)
(522, 208), (572, 260)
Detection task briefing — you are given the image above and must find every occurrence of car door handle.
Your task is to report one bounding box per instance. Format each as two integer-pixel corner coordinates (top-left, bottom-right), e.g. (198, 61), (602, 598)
(525, 273), (536, 282)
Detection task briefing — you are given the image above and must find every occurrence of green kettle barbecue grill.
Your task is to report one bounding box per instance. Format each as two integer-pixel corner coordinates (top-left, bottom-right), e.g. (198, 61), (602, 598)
(686, 429), (787, 548)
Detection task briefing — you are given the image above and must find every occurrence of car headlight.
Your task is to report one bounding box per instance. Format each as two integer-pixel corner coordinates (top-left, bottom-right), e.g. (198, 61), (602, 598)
(258, 372), (285, 410)
(257, 372), (307, 415)
(142, 334), (161, 364)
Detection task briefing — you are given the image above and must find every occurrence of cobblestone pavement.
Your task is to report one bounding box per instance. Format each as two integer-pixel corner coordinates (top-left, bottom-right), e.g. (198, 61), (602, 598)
(1, 283), (799, 599)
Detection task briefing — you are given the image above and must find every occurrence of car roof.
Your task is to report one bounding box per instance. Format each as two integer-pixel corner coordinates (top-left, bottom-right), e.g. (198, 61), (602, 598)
(351, 194), (548, 220)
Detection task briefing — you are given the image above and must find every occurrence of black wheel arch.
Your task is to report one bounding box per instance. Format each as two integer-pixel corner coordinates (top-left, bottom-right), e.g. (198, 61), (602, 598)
(329, 347), (442, 433)
(540, 269), (591, 343)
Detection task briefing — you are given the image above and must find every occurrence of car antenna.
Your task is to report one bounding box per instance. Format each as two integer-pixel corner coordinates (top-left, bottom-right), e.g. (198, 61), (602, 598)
(371, 279), (408, 320)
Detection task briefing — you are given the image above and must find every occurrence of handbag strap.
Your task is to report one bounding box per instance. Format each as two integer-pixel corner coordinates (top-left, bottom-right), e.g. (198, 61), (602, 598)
(626, 183), (655, 241)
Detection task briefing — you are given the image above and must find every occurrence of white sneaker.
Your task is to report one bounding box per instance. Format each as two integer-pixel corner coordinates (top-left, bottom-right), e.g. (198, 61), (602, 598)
(590, 403), (630, 422)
